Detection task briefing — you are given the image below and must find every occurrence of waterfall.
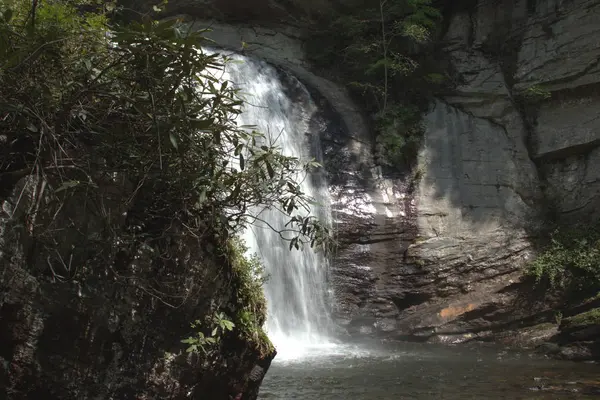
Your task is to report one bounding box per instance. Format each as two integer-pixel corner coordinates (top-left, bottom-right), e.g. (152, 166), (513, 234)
(212, 51), (335, 359)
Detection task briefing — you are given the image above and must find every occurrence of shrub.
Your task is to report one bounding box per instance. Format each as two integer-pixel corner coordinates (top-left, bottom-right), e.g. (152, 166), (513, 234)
(375, 103), (424, 166)
(0, 0), (330, 277)
(528, 224), (600, 291)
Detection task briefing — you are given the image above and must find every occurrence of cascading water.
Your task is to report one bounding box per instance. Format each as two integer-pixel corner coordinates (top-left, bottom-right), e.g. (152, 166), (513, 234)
(210, 50), (336, 359)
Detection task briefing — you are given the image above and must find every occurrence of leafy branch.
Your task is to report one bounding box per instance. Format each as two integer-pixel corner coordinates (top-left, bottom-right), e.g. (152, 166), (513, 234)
(181, 311), (236, 354)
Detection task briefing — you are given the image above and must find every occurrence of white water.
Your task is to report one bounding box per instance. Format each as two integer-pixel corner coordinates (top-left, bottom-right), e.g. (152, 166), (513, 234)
(211, 51), (337, 360)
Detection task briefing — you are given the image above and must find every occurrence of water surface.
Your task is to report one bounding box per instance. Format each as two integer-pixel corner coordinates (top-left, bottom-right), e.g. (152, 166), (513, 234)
(260, 341), (600, 399)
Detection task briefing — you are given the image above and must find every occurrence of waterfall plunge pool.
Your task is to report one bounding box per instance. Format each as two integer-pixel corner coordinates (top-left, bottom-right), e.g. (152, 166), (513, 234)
(259, 340), (600, 399)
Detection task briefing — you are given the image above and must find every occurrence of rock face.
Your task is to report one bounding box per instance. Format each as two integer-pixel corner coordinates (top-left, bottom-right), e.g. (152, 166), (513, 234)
(442, 0), (600, 222)
(0, 173), (274, 399)
(329, 0), (600, 354)
(124, 0), (335, 24)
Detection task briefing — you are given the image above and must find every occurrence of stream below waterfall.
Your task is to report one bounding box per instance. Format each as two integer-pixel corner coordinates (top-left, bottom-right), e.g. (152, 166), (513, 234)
(259, 341), (600, 399)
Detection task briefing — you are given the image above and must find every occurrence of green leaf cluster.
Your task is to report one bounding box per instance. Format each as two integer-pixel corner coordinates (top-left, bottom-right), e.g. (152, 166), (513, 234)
(182, 237), (274, 357)
(228, 237), (274, 355)
(181, 311), (236, 354)
(528, 224), (600, 292)
(375, 103), (424, 166)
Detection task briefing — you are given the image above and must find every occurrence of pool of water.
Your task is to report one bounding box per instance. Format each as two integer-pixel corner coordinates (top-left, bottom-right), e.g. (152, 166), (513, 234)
(259, 341), (600, 399)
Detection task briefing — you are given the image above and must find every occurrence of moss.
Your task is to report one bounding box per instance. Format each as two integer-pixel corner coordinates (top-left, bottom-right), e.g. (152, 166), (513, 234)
(248, 327), (276, 358)
(226, 237), (274, 356)
(530, 322), (558, 331)
(562, 308), (600, 329)
(518, 84), (552, 104)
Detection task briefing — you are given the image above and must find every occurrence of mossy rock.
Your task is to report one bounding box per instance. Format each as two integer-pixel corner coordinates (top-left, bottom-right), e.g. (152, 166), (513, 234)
(561, 308), (600, 330)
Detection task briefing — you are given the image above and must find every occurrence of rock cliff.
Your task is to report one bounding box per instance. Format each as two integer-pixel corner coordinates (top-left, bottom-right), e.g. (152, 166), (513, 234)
(331, 0), (600, 359)
(0, 172), (275, 399)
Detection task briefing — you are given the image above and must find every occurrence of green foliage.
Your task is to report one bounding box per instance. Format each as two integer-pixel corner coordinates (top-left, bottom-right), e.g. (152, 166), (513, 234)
(228, 237), (274, 355)
(0, 0), (331, 275)
(181, 312), (236, 354)
(375, 104), (424, 166)
(306, 0), (444, 167)
(562, 308), (600, 329)
(182, 236), (273, 356)
(312, 0), (442, 97)
(519, 85), (552, 104)
(527, 224), (600, 291)
(229, 237), (267, 322)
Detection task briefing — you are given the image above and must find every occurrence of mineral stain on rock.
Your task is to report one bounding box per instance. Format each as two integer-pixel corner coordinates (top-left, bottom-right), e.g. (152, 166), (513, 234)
(439, 304), (477, 320)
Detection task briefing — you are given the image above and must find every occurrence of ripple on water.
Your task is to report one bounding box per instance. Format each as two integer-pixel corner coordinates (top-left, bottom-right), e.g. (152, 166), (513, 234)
(260, 342), (600, 400)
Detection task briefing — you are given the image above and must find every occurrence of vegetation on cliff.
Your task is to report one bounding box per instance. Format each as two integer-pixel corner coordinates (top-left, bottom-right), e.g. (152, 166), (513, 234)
(306, 0), (447, 167)
(526, 222), (600, 356)
(0, 0), (328, 392)
(528, 224), (600, 294)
